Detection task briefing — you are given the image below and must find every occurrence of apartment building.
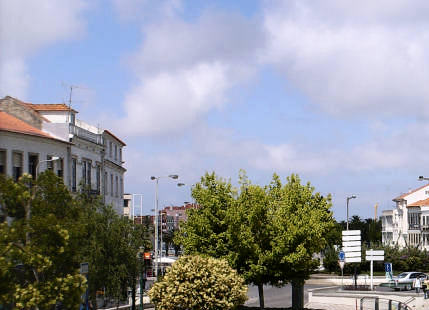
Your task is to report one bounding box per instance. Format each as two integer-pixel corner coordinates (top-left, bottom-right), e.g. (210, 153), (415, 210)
(0, 96), (126, 214)
(381, 183), (429, 248)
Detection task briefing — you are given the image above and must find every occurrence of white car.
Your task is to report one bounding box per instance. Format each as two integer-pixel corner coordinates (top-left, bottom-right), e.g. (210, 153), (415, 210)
(393, 272), (427, 290)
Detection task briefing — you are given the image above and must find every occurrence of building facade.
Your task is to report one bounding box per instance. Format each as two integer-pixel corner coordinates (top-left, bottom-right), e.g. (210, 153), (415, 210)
(381, 183), (429, 248)
(0, 96), (126, 214)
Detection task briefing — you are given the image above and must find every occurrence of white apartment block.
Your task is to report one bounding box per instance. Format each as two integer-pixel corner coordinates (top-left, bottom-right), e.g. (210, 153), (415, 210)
(381, 183), (429, 249)
(0, 96), (126, 214)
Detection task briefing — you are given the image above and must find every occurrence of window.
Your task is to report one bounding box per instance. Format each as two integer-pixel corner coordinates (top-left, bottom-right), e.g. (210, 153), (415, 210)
(72, 158), (77, 192)
(70, 113), (75, 124)
(82, 160), (87, 185)
(115, 175), (118, 197)
(87, 161), (91, 188)
(119, 148), (122, 162)
(120, 177), (123, 197)
(0, 150), (5, 174)
(96, 165), (101, 193)
(104, 172), (108, 195)
(110, 174), (113, 196)
(57, 158), (63, 178)
(28, 154), (38, 180)
(12, 152), (23, 181)
(114, 145), (117, 161)
(81, 159), (91, 188)
(109, 142), (112, 157)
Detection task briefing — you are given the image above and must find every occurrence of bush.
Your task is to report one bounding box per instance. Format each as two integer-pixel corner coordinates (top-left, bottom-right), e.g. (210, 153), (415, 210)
(148, 255), (248, 310)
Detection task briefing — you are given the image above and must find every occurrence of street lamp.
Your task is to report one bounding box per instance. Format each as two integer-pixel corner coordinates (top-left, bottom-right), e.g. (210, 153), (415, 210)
(418, 176), (429, 182)
(35, 156), (60, 177)
(346, 195), (357, 230)
(150, 174), (179, 278)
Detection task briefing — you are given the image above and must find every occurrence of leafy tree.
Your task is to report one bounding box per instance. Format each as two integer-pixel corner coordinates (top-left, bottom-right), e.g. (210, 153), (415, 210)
(267, 174), (334, 310)
(148, 255), (247, 310)
(177, 172), (335, 310)
(0, 172), (86, 308)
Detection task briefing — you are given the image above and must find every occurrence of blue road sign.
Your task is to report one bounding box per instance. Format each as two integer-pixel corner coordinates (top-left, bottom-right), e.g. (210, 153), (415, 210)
(385, 263), (392, 273)
(339, 250), (345, 261)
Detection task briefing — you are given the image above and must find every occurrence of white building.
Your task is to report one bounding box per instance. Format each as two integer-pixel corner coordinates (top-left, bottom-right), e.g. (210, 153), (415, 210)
(381, 183), (429, 248)
(0, 96), (126, 214)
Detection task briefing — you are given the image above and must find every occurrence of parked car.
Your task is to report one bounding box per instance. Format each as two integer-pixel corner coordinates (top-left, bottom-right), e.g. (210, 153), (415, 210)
(392, 272), (428, 290)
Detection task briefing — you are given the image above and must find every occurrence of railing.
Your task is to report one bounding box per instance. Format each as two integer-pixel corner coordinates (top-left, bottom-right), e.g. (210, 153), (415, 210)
(360, 297), (413, 310)
(69, 124), (104, 145)
(408, 224), (421, 230)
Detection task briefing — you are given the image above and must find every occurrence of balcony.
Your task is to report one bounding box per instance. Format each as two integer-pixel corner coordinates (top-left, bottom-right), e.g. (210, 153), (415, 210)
(69, 124), (104, 145)
(422, 225), (429, 232)
(408, 224), (421, 230)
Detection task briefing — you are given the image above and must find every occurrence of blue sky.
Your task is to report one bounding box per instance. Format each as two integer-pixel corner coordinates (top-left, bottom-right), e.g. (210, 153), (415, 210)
(2, 0), (429, 220)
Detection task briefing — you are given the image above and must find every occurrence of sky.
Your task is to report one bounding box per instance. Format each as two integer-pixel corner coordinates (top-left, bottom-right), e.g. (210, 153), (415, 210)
(2, 0), (429, 220)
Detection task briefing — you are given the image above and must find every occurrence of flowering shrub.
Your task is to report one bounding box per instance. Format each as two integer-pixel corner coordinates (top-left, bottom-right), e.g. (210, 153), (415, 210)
(148, 255), (247, 310)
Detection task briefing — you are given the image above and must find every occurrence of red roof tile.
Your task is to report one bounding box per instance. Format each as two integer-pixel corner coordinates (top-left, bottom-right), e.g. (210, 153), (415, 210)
(408, 197), (429, 207)
(25, 103), (77, 113)
(0, 112), (67, 143)
(393, 183), (429, 201)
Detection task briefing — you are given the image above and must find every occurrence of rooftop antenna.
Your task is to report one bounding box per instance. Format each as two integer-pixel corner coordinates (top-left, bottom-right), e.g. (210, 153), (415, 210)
(61, 82), (79, 123)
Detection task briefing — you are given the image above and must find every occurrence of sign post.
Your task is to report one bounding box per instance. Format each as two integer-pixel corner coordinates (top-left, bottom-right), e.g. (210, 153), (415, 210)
(338, 250), (345, 288)
(80, 263), (89, 310)
(342, 230), (361, 289)
(365, 249), (384, 290)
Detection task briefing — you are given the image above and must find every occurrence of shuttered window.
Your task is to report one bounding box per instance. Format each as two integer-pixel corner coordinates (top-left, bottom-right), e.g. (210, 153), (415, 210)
(12, 152), (23, 181)
(0, 150), (5, 174)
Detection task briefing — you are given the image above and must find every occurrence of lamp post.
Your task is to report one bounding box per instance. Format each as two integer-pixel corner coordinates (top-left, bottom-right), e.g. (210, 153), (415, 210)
(419, 176), (429, 182)
(35, 156), (60, 177)
(346, 195), (357, 230)
(150, 174), (178, 278)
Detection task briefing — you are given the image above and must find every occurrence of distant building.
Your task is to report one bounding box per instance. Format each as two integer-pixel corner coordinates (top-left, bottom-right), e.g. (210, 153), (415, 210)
(0, 96), (126, 214)
(161, 203), (198, 231)
(381, 183), (429, 248)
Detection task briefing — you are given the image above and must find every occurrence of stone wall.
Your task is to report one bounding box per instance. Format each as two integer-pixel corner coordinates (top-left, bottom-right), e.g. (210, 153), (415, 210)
(0, 96), (43, 129)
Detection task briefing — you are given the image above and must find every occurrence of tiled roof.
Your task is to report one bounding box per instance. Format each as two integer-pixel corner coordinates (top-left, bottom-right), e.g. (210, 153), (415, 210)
(25, 103), (78, 113)
(408, 197), (429, 207)
(393, 183), (429, 201)
(0, 112), (67, 143)
(104, 129), (126, 146)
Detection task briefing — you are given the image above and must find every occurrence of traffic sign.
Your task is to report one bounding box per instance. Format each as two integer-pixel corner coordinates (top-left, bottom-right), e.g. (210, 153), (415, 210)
(385, 263), (392, 273)
(366, 250), (384, 256)
(342, 246), (361, 252)
(342, 241), (361, 247)
(366, 256), (384, 261)
(342, 235), (361, 241)
(345, 257), (361, 263)
(339, 250), (345, 261)
(342, 230), (361, 236)
(339, 261), (345, 269)
(345, 252), (361, 258)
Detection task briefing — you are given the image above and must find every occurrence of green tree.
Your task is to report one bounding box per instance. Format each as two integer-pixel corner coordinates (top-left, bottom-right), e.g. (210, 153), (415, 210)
(177, 172), (335, 310)
(0, 172), (86, 308)
(148, 255), (247, 310)
(267, 174), (334, 309)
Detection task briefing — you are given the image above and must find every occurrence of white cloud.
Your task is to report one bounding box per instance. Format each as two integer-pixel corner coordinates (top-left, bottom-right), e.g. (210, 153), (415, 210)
(117, 10), (264, 136)
(263, 0), (429, 118)
(0, 0), (87, 99)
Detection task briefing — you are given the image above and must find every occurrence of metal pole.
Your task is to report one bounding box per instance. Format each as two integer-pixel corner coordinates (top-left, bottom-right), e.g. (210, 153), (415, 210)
(154, 179), (159, 278)
(139, 261), (143, 310)
(140, 195), (143, 221)
(347, 197), (349, 230)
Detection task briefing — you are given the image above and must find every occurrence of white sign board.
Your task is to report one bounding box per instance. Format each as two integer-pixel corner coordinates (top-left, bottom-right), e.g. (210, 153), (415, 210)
(366, 256), (384, 261)
(345, 252), (361, 258)
(343, 246), (361, 252)
(80, 262), (89, 274)
(366, 250), (384, 256)
(345, 257), (361, 263)
(342, 235), (361, 241)
(342, 230), (361, 236)
(343, 241), (361, 247)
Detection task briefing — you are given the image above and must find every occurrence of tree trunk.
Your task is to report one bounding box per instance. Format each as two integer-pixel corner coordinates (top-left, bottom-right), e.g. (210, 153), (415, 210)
(132, 276), (136, 310)
(258, 283), (265, 310)
(291, 278), (304, 310)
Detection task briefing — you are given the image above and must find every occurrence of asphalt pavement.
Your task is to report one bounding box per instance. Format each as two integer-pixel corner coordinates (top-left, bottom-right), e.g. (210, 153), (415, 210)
(245, 284), (324, 308)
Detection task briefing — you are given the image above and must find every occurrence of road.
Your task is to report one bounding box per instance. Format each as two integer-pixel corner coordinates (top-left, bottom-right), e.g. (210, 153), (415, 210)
(245, 284), (324, 308)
